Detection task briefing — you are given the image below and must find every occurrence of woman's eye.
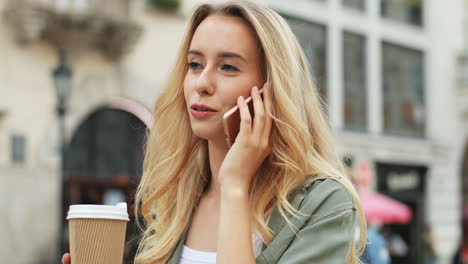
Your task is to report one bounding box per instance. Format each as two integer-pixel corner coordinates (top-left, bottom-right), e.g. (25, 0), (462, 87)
(188, 62), (202, 70)
(221, 64), (239, 72)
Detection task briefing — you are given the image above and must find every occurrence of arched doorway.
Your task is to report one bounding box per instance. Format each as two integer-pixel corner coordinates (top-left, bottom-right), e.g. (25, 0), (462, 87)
(62, 106), (147, 263)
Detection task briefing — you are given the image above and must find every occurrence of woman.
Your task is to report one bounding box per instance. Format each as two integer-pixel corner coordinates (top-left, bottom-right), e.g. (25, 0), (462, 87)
(62, 1), (366, 263)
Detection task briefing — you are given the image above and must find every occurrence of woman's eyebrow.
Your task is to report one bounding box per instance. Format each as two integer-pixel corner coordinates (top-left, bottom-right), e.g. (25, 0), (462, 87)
(188, 50), (204, 56)
(218, 52), (247, 63)
(188, 50), (247, 63)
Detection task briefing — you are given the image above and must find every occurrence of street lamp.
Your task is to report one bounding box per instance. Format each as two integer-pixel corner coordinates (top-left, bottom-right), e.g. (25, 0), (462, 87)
(53, 49), (72, 115)
(52, 48), (72, 260)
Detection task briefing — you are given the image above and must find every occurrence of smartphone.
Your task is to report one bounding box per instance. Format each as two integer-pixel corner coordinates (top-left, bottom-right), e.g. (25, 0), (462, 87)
(223, 88), (264, 148)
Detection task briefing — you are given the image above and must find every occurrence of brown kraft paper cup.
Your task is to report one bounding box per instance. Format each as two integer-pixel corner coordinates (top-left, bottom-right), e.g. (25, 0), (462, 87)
(67, 203), (129, 264)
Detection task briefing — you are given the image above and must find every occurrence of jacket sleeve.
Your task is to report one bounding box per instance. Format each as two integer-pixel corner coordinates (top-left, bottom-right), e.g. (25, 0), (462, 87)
(277, 206), (357, 264)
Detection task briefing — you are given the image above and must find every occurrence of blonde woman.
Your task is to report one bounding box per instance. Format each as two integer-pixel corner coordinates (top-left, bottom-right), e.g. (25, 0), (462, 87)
(62, 1), (366, 263)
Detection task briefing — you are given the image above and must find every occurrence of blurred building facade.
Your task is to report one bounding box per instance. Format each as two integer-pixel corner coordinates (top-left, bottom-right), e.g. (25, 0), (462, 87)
(0, 0), (467, 264)
(458, 0), (468, 262)
(0, 0), (190, 263)
(274, 1), (464, 264)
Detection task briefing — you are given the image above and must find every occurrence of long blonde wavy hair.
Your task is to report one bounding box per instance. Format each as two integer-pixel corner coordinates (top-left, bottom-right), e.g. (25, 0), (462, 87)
(134, 1), (367, 263)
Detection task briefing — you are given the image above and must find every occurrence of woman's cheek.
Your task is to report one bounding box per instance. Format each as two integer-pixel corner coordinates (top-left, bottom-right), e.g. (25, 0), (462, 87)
(221, 89), (241, 107)
(183, 77), (195, 97)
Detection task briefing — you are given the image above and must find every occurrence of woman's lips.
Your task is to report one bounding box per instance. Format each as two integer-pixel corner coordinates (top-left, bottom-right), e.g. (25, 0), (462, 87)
(190, 104), (218, 118)
(190, 108), (217, 118)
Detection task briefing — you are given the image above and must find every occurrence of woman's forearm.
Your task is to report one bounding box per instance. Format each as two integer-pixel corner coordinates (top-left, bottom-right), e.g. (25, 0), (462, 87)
(217, 183), (256, 264)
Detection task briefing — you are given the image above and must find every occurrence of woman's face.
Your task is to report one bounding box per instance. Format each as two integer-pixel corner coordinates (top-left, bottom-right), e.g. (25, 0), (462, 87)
(184, 14), (264, 142)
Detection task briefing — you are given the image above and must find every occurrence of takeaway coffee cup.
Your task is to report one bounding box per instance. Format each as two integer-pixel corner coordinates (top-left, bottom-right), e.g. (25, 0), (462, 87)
(67, 202), (130, 264)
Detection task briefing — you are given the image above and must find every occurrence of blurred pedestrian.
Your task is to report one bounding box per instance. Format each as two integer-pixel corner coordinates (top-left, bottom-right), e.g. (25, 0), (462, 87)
(452, 240), (468, 264)
(360, 223), (391, 264)
(63, 1), (368, 263)
(423, 225), (437, 264)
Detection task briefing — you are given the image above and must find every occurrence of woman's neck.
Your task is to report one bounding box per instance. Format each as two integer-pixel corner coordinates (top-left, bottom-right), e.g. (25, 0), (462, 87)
(204, 138), (229, 200)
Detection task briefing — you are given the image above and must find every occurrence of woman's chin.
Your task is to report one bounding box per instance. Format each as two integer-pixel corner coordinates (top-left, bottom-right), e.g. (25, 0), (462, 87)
(192, 128), (224, 142)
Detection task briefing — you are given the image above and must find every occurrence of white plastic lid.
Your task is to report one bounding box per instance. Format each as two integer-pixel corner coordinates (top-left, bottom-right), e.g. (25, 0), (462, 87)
(67, 202), (129, 221)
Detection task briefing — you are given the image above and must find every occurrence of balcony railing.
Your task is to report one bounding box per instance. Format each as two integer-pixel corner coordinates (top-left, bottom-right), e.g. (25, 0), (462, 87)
(3, 0), (142, 60)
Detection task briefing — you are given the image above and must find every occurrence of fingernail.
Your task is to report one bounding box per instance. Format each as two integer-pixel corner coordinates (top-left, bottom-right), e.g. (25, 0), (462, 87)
(252, 86), (258, 93)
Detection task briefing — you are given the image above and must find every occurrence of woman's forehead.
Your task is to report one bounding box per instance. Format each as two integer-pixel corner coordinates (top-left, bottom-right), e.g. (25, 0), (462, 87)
(189, 15), (259, 58)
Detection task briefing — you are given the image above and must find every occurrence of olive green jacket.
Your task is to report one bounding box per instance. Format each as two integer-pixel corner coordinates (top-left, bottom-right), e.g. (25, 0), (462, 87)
(167, 178), (357, 264)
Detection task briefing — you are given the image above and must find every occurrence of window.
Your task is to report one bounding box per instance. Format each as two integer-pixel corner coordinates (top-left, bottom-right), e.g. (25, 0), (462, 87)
(382, 42), (425, 137)
(53, 0), (89, 12)
(381, 0), (423, 27)
(343, 0), (365, 11)
(343, 31), (367, 131)
(74, 0), (88, 12)
(56, 0), (71, 11)
(285, 16), (328, 103)
(11, 135), (26, 164)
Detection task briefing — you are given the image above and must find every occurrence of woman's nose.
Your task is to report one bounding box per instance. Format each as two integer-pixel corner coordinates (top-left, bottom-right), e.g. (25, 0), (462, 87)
(195, 68), (215, 96)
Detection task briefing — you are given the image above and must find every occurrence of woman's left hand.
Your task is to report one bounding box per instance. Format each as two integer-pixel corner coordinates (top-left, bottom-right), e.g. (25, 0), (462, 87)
(219, 82), (273, 193)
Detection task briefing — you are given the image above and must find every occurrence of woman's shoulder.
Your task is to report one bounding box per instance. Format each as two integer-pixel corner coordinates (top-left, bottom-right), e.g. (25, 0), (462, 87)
(296, 175), (356, 220)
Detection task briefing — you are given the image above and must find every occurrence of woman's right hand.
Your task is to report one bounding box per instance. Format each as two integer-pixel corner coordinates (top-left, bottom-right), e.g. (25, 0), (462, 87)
(62, 253), (71, 264)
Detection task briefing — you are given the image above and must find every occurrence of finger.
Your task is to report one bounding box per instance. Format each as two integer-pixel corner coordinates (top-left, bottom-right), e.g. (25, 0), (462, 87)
(251, 86), (266, 137)
(262, 82), (273, 142)
(238, 96), (252, 138)
(62, 253), (71, 264)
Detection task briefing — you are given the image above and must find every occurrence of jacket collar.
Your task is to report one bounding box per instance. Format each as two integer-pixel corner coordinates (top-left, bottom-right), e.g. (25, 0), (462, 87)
(167, 175), (321, 264)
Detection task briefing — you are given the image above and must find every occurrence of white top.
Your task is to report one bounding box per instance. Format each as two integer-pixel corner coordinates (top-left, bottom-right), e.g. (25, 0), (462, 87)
(180, 233), (264, 264)
(180, 216), (270, 264)
(180, 246), (217, 264)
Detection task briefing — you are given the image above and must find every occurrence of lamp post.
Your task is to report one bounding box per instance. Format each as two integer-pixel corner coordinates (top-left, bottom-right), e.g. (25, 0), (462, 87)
(52, 48), (72, 260)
